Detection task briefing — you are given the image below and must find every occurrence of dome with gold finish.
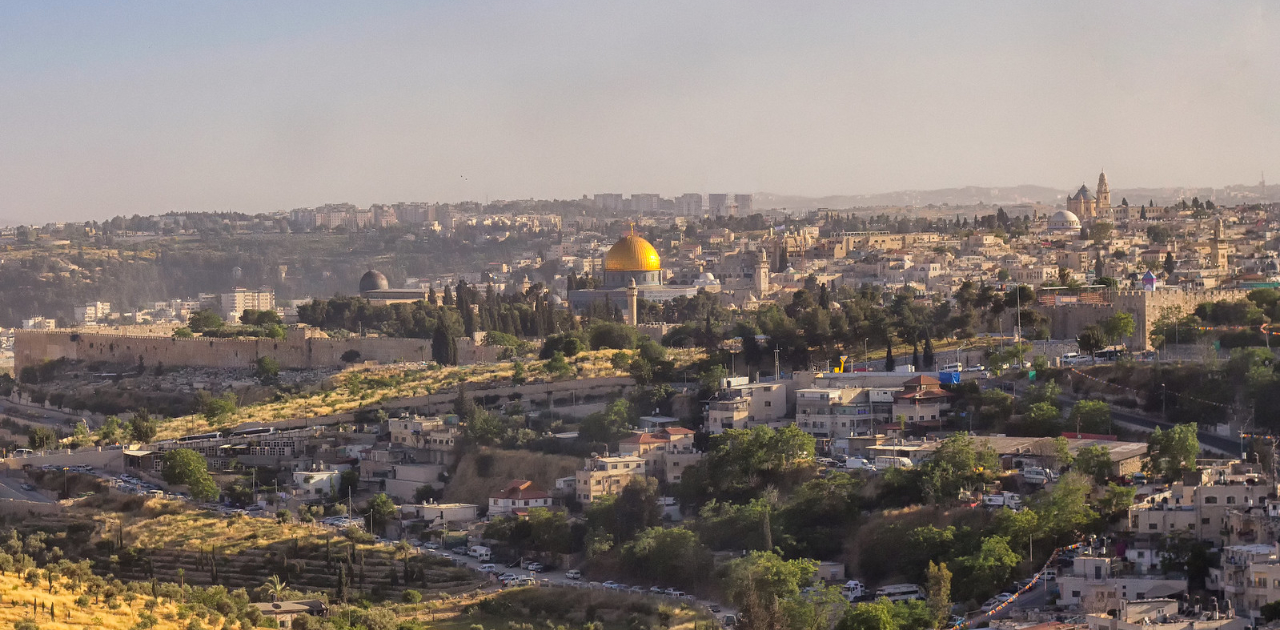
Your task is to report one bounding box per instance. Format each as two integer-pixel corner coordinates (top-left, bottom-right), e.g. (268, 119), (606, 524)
(604, 234), (661, 272)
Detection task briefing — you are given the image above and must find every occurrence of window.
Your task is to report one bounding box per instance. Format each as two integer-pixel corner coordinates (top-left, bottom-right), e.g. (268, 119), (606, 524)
(1202, 518), (1211, 525)
(1148, 523), (1158, 530)
(1204, 496), (1218, 504)
(765, 401), (772, 407)
(1071, 591), (1081, 598)
(1227, 496), (1236, 504)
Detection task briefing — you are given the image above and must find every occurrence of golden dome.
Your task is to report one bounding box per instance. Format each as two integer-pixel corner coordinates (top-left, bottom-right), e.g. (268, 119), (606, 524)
(604, 234), (661, 272)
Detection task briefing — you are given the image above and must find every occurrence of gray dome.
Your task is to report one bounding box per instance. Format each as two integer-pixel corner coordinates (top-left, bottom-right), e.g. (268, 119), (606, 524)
(360, 270), (389, 292)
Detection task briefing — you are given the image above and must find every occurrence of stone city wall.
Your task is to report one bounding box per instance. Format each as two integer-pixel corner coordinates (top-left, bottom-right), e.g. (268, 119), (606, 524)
(14, 328), (502, 372)
(1032, 288), (1247, 350)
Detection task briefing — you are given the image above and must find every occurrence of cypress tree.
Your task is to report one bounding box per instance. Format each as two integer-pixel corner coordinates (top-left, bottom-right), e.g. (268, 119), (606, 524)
(884, 340), (896, 371)
(922, 334), (935, 370)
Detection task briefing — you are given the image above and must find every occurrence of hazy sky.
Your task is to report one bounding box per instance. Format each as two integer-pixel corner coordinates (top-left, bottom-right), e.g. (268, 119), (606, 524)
(1, 1), (1278, 223)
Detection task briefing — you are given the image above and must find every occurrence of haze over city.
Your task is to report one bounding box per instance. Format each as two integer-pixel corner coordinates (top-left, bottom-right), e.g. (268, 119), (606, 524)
(2, 1), (1278, 223)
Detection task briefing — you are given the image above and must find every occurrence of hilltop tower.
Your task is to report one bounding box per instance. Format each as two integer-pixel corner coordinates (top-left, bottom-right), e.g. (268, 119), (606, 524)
(1096, 170), (1111, 216)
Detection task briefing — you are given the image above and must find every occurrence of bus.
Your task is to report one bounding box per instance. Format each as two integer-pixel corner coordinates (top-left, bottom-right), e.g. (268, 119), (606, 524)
(177, 432), (223, 443)
(1093, 346), (1126, 362)
(874, 584), (925, 602)
(229, 427), (275, 437)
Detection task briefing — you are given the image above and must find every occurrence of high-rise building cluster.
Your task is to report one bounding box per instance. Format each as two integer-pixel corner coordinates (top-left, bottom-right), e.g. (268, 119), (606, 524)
(592, 192), (753, 217)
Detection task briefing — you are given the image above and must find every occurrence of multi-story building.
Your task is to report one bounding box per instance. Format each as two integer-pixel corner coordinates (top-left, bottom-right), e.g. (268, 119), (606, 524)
(73, 301), (112, 324)
(733, 194), (753, 215)
(219, 286), (275, 322)
(675, 193), (703, 216)
(593, 193), (625, 212)
(488, 479), (552, 516)
(387, 414), (459, 465)
(574, 455), (645, 504)
(1128, 464), (1278, 546)
(891, 375), (955, 426)
(1085, 599), (1248, 630)
(630, 194), (662, 214)
(708, 194), (729, 217)
(1058, 551), (1187, 610)
(705, 381), (788, 434)
(616, 427), (701, 483)
(1208, 543), (1280, 620)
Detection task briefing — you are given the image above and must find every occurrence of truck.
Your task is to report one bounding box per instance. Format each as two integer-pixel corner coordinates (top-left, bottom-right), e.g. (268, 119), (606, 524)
(840, 580), (866, 601)
(982, 491), (1022, 509)
(468, 545), (491, 561)
(874, 456), (913, 470)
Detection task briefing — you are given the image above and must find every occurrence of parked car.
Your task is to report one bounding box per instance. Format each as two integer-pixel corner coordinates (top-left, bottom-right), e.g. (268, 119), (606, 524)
(451, 546), (468, 555)
(602, 581), (620, 590)
(665, 588), (685, 597)
(565, 570), (582, 580)
(527, 563), (544, 573)
(980, 593), (1014, 612)
(650, 586), (665, 594)
(478, 563), (496, 573)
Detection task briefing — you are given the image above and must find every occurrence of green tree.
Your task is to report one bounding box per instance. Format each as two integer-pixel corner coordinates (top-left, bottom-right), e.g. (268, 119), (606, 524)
(366, 493), (397, 533)
(1073, 445), (1114, 483)
(160, 449), (218, 501)
(27, 426), (57, 451)
(917, 434), (999, 503)
(1101, 312), (1135, 346)
(1019, 402), (1062, 437)
(724, 551), (818, 630)
(126, 410), (158, 443)
(1077, 325), (1106, 355)
(255, 356), (280, 384)
(954, 536), (1021, 602)
(578, 399), (635, 444)
(186, 309), (223, 333)
(172, 327), (194, 339)
(1029, 471), (1097, 543)
(925, 561), (952, 628)
(1147, 423), (1199, 478)
(1097, 484), (1137, 523)
(200, 392), (237, 426)
(545, 351), (571, 377)
(1069, 400), (1111, 434)
(621, 527), (713, 588)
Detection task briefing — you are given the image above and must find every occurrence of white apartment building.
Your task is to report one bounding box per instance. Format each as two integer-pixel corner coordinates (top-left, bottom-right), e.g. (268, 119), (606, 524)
(220, 286), (276, 321)
(705, 381), (788, 434)
(73, 301), (111, 324)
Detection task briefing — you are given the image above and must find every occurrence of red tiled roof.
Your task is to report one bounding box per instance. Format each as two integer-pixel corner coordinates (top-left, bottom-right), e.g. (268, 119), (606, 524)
(490, 479), (550, 501)
(660, 427), (695, 435)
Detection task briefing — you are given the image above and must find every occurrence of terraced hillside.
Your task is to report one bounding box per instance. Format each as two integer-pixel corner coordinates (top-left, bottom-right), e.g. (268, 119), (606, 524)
(92, 505), (484, 601)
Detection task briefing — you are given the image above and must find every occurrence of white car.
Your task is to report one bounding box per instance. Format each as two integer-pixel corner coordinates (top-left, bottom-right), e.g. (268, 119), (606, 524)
(565, 570), (582, 580)
(981, 593), (1014, 612)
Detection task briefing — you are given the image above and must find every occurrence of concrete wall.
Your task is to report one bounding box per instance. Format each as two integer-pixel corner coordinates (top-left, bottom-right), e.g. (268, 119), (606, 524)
(0, 498), (63, 518)
(14, 328), (501, 372)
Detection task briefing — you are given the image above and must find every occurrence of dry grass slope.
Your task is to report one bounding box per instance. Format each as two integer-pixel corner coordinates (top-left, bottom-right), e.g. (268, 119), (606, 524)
(0, 571), (185, 630)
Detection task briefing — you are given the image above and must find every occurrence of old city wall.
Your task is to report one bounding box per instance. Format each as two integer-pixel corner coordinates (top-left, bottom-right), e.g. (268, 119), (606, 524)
(1034, 288), (1248, 350)
(14, 330), (446, 372)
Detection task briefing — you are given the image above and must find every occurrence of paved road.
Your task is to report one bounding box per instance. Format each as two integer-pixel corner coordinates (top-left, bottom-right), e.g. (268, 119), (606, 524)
(431, 545), (736, 622)
(0, 477), (55, 503)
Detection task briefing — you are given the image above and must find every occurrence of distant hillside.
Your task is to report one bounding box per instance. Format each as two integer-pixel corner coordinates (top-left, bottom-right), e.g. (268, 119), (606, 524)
(756, 186), (1067, 210)
(757, 181), (1278, 211)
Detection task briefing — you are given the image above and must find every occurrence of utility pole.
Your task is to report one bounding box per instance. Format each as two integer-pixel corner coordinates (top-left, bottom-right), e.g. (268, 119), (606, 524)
(774, 347), (780, 381)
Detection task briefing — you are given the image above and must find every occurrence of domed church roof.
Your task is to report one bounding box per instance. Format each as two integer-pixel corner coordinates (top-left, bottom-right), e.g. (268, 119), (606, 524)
(360, 270), (390, 292)
(604, 235), (661, 272)
(1072, 184), (1096, 201)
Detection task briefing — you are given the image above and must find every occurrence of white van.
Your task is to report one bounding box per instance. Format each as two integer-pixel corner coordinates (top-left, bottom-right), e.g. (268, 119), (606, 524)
(874, 584), (925, 602)
(840, 580), (866, 601)
(468, 545), (491, 561)
(939, 363), (963, 373)
(874, 456), (913, 470)
(844, 457), (874, 470)
(1061, 352), (1081, 365)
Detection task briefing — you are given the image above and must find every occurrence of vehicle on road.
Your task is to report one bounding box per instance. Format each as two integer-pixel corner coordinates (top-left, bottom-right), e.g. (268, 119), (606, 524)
(665, 588), (685, 597)
(723, 615), (738, 626)
(874, 584), (925, 602)
(840, 580), (866, 601)
(873, 456), (913, 470)
(980, 593), (1014, 612)
(19, 483), (35, 491)
(468, 545), (491, 561)
(478, 564), (496, 573)
(527, 562), (544, 573)
(565, 569), (581, 580)
(602, 581), (620, 590)
(451, 546), (468, 555)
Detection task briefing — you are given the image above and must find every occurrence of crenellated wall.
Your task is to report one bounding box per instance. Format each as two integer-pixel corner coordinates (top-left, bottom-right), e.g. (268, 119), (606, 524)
(14, 327), (500, 372)
(1033, 288), (1248, 350)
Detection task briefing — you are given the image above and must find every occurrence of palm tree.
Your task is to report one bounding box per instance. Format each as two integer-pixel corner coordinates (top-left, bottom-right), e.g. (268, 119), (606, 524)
(264, 575), (287, 602)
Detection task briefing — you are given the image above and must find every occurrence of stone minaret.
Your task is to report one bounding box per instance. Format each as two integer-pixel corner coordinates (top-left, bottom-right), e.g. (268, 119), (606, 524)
(1096, 170), (1112, 215)
(626, 278), (638, 326)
